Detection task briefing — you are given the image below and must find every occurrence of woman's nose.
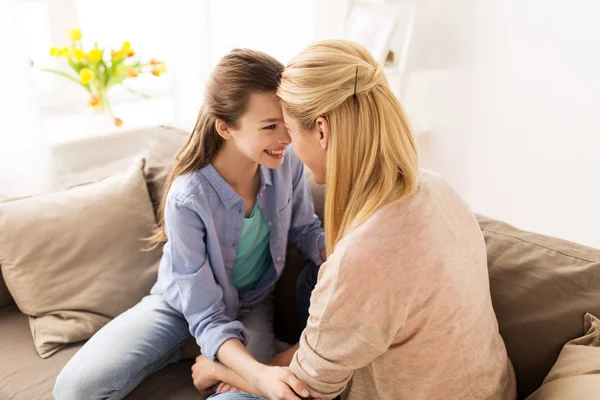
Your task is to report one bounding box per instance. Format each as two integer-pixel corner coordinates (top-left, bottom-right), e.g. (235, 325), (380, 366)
(277, 125), (291, 145)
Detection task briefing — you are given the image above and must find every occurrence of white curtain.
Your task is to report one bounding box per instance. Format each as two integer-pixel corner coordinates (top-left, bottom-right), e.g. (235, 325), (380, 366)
(0, 0), (52, 199)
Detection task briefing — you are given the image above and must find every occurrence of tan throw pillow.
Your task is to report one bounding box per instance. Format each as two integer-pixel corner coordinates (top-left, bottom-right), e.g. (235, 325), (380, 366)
(526, 313), (600, 399)
(526, 375), (600, 400)
(543, 313), (600, 384)
(0, 159), (162, 358)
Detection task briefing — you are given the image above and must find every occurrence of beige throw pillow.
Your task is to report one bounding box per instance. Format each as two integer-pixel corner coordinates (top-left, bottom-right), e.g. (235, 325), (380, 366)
(0, 159), (162, 358)
(543, 313), (600, 384)
(526, 313), (600, 399)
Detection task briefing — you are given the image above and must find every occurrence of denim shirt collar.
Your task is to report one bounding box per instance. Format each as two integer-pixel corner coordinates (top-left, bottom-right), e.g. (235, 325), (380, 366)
(202, 163), (273, 209)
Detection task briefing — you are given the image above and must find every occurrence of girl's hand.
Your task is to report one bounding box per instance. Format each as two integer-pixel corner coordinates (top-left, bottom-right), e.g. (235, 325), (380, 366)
(252, 365), (309, 400)
(320, 248), (327, 262)
(268, 343), (299, 367)
(216, 382), (240, 393)
(191, 354), (220, 395)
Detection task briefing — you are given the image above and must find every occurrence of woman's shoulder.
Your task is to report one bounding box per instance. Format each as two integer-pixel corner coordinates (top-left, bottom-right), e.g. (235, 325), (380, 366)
(342, 170), (479, 259)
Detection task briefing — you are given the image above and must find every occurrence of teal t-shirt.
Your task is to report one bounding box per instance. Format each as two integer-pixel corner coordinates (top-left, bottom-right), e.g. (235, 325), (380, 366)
(231, 203), (271, 292)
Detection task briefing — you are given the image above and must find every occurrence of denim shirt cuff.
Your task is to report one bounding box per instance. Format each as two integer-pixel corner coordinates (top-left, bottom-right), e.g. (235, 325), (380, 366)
(307, 231), (326, 266)
(200, 320), (249, 362)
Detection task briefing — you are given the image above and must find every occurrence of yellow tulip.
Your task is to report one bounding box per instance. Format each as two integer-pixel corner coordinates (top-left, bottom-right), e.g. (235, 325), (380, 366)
(80, 68), (94, 84)
(87, 48), (103, 63)
(121, 41), (131, 53)
(126, 68), (139, 78)
(49, 47), (60, 57)
(87, 95), (101, 107)
(151, 63), (167, 76)
(68, 27), (82, 42)
(73, 48), (85, 61)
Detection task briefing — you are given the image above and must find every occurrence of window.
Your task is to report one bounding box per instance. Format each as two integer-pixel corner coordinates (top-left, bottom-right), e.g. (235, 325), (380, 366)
(16, 0), (171, 117)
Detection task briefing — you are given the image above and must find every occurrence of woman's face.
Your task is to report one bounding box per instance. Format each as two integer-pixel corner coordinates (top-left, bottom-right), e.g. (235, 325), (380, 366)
(282, 108), (329, 184)
(218, 91), (291, 169)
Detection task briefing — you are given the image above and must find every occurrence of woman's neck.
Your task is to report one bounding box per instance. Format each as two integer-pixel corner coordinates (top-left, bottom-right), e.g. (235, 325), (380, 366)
(212, 142), (260, 193)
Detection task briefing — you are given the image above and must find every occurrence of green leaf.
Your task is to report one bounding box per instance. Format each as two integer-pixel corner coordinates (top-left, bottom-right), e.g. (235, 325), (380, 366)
(121, 84), (151, 99)
(41, 68), (90, 93)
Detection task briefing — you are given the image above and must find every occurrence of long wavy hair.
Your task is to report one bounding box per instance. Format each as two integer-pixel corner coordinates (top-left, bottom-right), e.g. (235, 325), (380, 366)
(148, 49), (284, 247)
(278, 39), (419, 254)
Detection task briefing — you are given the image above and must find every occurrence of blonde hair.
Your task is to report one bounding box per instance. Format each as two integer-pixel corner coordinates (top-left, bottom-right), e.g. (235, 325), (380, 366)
(148, 49), (284, 247)
(277, 39), (419, 254)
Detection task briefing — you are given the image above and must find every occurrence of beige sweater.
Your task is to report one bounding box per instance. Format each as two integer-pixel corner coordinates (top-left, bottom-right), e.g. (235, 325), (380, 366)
(289, 171), (516, 400)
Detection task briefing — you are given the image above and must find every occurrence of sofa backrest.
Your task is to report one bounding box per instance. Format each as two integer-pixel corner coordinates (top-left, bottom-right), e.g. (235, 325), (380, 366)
(475, 215), (600, 399)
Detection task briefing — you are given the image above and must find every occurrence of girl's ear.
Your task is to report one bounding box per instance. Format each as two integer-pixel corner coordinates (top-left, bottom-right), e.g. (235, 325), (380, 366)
(215, 119), (232, 140)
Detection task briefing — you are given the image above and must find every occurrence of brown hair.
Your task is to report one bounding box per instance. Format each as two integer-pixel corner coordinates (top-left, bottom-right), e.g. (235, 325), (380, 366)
(148, 49), (284, 247)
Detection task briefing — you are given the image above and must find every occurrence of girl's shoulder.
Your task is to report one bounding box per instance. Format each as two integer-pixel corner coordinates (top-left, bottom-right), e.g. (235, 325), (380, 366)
(167, 167), (215, 207)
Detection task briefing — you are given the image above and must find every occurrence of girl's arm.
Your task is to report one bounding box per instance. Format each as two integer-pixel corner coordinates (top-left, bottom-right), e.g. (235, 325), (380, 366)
(166, 196), (248, 362)
(167, 197), (309, 399)
(216, 339), (309, 399)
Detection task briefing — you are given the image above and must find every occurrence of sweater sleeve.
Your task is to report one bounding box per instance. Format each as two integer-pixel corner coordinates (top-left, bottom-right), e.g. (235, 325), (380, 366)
(288, 245), (410, 399)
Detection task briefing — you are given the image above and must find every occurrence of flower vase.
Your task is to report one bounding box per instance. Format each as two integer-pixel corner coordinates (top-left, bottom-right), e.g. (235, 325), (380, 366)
(87, 91), (118, 130)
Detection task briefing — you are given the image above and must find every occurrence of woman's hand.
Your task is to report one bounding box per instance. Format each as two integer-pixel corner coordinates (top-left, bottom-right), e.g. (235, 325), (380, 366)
(251, 365), (309, 400)
(191, 354), (220, 395)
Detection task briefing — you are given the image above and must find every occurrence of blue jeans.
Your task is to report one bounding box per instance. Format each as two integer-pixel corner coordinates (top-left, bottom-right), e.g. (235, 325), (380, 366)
(208, 393), (266, 399)
(53, 294), (276, 400)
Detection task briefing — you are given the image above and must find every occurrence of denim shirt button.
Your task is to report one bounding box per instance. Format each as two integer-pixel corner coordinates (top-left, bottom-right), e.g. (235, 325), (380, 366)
(276, 256), (282, 262)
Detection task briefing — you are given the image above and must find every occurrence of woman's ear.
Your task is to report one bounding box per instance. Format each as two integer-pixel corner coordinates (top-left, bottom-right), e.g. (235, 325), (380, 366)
(215, 119), (232, 140)
(315, 116), (330, 152)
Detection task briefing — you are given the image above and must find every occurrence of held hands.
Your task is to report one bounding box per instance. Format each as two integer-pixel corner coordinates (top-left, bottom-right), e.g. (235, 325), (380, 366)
(191, 354), (219, 395)
(250, 365), (310, 400)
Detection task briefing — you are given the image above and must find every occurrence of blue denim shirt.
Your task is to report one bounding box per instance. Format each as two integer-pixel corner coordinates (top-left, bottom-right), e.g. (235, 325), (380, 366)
(150, 149), (325, 361)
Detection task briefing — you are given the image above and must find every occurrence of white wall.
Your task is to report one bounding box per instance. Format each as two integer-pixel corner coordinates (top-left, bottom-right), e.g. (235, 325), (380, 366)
(408, 0), (600, 248)
(465, 1), (600, 248)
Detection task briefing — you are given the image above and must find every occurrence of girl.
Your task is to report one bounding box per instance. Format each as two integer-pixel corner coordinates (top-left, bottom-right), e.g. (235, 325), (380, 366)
(54, 49), (324, 400)
(275, 39), (517, 400)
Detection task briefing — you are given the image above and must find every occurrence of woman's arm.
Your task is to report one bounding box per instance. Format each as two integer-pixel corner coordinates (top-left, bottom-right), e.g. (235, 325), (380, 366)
(288, 248), (408, 399)
(216, 339), (310, 400)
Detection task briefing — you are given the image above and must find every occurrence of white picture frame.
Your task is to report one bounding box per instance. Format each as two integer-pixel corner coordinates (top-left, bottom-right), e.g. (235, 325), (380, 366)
(344, 6), (398, 63)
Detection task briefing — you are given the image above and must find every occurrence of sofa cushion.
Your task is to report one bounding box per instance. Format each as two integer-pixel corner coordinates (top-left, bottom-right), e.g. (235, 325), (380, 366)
(477, 215), (600, 399)
(0, 304), (203, 400)
(542, 313), (600, 385)
(0, 159), (162, 358)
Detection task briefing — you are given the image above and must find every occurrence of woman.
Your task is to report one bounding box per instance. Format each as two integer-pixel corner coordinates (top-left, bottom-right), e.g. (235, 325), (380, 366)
(276, 39), (517, 400)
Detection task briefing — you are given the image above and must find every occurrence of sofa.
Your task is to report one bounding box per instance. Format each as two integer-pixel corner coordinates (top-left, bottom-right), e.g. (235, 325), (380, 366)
(1, 125), (599, 400)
